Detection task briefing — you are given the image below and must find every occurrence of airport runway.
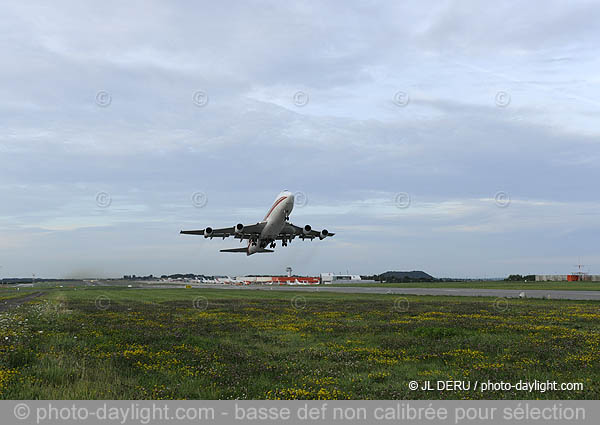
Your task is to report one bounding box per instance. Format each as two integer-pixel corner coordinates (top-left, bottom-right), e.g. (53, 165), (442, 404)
(177, 284), (600, 301)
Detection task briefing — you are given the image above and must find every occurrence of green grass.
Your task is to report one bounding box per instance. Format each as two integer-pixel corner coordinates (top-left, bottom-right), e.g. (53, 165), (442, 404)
(0, 288), (37, 301)
(1, 287), (599, 399)
(332, 281), (600, 291)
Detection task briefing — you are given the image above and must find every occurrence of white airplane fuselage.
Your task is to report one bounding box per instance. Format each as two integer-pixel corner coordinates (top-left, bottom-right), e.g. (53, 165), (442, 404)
(247, 191), (294, 255)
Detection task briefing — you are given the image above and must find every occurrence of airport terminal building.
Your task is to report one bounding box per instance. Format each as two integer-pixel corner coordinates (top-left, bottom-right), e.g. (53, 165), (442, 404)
(320, 273), (376, 284)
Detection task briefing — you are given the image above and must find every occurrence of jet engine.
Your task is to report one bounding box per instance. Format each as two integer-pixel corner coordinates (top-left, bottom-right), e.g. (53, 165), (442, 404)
(319, 229), (329, 240)
(303, 224), (312, 235)
(204, 227), (213, 238)
(235, 223), (244, 233)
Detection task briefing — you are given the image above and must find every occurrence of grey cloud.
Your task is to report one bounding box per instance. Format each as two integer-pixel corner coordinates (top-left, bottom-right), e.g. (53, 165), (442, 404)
(1, 1), (599, 277)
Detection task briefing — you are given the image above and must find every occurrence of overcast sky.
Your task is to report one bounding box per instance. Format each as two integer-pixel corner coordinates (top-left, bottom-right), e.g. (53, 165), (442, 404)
(1, 1), (599, 278)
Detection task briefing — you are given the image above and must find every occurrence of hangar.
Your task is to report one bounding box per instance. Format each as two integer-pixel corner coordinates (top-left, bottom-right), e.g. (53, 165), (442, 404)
(320, 273), (376, 284)
(535, 274), (600, 282)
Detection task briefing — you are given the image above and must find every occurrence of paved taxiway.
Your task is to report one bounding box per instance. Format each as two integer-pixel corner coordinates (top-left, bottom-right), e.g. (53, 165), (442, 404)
(164, 284), (600, 301)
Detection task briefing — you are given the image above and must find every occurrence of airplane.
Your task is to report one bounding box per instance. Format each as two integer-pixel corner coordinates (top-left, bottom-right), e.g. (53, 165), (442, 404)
(180, 190), (334, 255)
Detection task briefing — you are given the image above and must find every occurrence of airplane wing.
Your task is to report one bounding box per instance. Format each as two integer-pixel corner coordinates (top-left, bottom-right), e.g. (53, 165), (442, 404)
(279, 223), (335, 240)
(180, 222), (266, 239)
(179, 229), (213, 235)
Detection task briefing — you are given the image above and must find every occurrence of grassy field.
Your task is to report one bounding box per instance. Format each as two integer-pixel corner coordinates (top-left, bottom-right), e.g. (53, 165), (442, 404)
(0, 287), (599, 399)
(0, 287), (37, 301)
(333, 281), (600, 291)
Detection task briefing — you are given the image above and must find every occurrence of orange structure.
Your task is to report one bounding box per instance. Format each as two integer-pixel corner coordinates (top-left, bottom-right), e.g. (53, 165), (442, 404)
(272, 276), (320, 285)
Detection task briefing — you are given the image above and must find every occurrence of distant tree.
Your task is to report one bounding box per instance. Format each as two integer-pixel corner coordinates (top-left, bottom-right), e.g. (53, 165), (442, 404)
(506, 274), (524, 281)
(524, 274), (536, 282)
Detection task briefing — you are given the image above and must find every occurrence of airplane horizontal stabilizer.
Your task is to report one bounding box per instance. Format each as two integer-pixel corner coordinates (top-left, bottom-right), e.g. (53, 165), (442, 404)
(219, 248), (274, 253)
